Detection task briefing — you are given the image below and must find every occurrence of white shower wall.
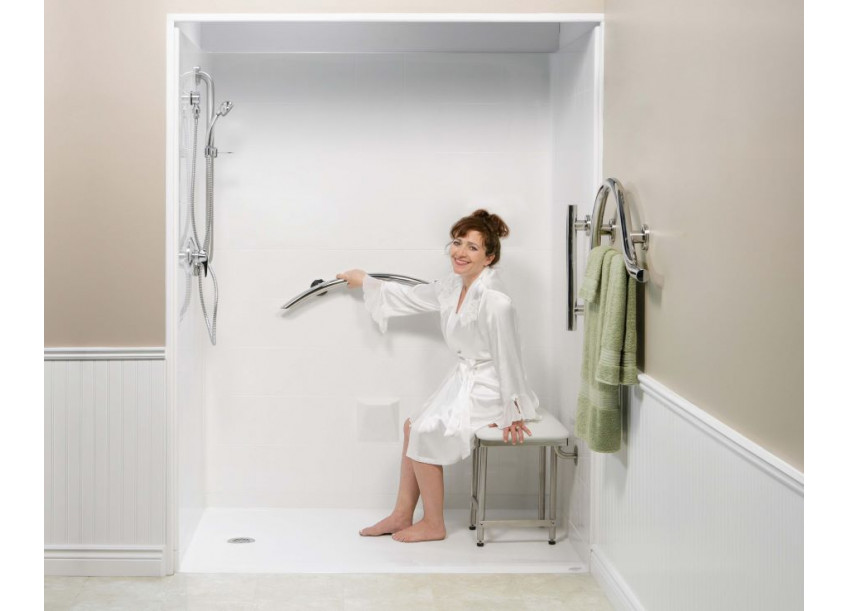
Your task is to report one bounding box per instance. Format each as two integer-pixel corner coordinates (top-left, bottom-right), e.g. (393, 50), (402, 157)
(201, 51), (558, 509)
(550, 27), (601, 560)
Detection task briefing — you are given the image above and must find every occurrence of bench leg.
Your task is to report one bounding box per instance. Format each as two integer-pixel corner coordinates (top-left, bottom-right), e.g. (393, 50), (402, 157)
(469, 442), (479, 529)
(476, 446), (488, 547)
(538, 446), (547, 521)
(548, 446), (557, 544)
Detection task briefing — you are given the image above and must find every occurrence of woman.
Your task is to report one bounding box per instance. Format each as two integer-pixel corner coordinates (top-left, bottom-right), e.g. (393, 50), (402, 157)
(336, 209), (539, 543)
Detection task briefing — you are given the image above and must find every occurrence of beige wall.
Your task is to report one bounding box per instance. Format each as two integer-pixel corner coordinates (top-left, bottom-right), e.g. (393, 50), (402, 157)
(46, 0), (803, 469)
(44, 2), (602, 347)
(603, 0), (803, 469)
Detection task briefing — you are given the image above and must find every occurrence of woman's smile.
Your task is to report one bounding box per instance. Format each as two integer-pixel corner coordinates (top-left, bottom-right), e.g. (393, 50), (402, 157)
(449, 230), (494, 284)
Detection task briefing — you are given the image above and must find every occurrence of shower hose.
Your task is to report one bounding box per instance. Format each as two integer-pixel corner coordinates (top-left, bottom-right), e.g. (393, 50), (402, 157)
(187, 105), (219, 345)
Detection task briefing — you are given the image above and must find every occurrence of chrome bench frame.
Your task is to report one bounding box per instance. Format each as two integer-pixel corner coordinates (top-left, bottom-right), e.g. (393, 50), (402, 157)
(470, 437), (577, 547)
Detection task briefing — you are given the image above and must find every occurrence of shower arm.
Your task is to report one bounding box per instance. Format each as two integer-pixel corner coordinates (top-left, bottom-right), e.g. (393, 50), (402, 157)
(281, 273), (428, 310)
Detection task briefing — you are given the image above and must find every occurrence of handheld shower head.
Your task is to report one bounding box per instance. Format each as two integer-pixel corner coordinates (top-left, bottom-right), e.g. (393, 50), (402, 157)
(217, 101), (234, 117)
(206, 101), (234, 154)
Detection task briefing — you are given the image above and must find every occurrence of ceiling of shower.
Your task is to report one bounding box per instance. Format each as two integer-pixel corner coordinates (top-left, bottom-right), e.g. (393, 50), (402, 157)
(179, 21), (597, 54)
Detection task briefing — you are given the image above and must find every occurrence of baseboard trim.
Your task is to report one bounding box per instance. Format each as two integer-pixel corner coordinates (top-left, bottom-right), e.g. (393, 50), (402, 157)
(44, 545), (166, 577)
(590, 545), (645, 611)
(44, 347), (166, 361)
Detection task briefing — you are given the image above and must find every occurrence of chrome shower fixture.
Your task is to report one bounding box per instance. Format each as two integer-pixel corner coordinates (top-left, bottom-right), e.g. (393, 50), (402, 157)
(217, 101), (234, 116)
(206, 101), (234, 157)
(180, 66), (233, 345)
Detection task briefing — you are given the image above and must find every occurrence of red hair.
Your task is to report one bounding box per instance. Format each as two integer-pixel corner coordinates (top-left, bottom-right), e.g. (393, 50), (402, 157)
(450, 209), (510, 266)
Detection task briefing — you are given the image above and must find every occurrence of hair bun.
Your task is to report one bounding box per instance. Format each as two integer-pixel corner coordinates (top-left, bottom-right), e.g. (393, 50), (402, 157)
(471, 209), (510, 239)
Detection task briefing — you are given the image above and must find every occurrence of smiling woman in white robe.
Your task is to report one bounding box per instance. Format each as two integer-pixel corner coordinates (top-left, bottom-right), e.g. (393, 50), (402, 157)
(336, 209), (539, 543)
(362, 266), (540, 465)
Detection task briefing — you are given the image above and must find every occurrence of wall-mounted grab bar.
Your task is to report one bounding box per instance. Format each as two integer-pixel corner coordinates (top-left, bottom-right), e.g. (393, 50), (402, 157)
(567, 178), (650, 331)
(281, 273), (428, 310)
(591, 178), (649, 282)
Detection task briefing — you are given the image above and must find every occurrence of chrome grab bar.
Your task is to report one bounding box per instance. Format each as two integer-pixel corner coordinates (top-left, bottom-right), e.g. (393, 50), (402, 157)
(590, 178), (649, 283)
(281, 273), (428, 310)
(567, 178), (650, 331)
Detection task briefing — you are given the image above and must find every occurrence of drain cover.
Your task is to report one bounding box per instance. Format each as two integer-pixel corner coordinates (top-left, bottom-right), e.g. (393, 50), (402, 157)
(227, 537), (255, 544)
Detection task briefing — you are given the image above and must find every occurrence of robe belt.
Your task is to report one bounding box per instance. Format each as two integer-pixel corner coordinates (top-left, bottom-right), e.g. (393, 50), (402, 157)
(444, 358), (488, 438)
(415, 357), (492, 438)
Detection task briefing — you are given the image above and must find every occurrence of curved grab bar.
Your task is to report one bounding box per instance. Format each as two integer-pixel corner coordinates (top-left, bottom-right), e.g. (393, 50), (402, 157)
(567, 178), (650, 330)
(590, 178), (649, 283)
(281, 273), (428, 310)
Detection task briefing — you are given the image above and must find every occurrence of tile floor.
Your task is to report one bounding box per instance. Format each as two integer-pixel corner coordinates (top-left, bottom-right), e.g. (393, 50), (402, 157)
(45, 572), (615, 610)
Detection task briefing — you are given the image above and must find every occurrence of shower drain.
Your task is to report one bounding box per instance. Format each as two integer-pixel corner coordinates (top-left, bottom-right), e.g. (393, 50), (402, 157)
(227, 537), (255, 544)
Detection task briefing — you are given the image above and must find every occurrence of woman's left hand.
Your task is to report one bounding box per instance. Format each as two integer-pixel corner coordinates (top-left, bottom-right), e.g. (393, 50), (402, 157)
(489, 420), (532, 445)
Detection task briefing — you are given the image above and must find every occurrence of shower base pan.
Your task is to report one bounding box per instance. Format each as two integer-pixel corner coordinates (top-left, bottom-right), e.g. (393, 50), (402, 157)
(179, 508), (586, 574)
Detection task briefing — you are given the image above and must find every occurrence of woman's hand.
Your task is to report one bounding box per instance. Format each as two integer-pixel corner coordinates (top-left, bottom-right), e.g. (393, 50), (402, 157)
(489, 420), (533, 445)
(336, 269), (366, 289)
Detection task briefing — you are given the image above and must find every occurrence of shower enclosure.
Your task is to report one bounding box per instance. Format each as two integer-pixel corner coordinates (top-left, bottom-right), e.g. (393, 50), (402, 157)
(166, 14), (602, 575)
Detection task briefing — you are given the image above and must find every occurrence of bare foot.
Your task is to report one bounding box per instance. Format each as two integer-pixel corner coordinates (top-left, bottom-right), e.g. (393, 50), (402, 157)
(359, 513), (413, 537)
(391, 520), (446, 543)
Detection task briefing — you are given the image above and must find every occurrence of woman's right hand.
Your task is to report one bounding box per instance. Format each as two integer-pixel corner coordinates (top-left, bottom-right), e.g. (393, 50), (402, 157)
(336, 269), (366, 289)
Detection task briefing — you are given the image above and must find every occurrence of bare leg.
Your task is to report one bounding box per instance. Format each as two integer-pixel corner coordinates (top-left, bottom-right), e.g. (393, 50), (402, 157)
(392, 460), (446, 543)
(360, 419), (419, 536)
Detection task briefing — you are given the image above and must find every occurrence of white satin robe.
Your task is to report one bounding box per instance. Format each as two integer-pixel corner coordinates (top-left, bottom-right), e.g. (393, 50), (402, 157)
(362, 266), (540, 465)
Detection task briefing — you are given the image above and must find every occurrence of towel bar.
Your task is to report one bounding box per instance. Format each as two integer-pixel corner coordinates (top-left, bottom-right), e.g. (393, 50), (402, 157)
(567, 178), (650, 330)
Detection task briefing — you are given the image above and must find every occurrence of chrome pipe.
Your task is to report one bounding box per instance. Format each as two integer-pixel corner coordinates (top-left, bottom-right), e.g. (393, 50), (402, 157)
(478, 518), (554, 528)
(538, 447), (547, 521)
(470, 441), (480, 529)
(549, 445), (558, 543)
(567, 205), (582, 331)
(193, 67), (215, 128)
(567, 205), (577, 331)
(554, 440), (578, 464)
(567, 204), (598, 330)
(281, 273), (428, 310)
(477, 446), (489, 546)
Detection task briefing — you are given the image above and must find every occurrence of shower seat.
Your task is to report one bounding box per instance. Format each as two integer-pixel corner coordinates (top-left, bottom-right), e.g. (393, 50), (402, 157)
(469, 408), (574, 546)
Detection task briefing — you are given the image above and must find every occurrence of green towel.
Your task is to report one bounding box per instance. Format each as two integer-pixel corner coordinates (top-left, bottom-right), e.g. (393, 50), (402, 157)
(576, 247), (638, 453)
(579, 245), (613, 303)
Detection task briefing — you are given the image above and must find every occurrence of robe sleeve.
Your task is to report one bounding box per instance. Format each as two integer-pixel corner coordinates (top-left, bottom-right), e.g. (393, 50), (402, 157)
(482, 291), (540, 429)
(362, 274), (441, 333)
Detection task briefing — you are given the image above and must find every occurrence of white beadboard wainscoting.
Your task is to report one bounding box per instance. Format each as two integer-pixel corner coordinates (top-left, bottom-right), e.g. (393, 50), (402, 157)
(590, 374), (803, 611)
(44, 348), (168, 576)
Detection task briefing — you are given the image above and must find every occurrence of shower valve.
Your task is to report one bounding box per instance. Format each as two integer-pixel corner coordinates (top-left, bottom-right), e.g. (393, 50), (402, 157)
(184, 239), (208, 277)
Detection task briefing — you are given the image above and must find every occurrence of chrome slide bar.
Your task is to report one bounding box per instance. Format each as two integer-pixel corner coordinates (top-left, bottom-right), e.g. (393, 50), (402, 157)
(281, 273), (428, 310)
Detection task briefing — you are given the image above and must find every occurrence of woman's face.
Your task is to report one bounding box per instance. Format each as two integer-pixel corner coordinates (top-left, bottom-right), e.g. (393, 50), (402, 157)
(449, 230), (494, 282)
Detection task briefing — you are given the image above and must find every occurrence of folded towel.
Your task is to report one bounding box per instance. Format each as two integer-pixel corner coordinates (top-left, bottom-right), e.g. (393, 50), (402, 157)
(576, 247), (638, 453)
(578, 245), (614, 304)
(597, 256), (638, 386)
(621, 270), (638, 384)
